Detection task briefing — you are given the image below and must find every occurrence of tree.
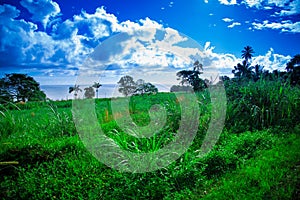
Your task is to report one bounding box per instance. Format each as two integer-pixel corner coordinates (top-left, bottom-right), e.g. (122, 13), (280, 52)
(232, 60), (254, 79)
(0, 73), (46, 102)
(241, 46), (255, 64)
(84, 86), (95, 99)
(286, 54), (300, 72)
(193, 60), (203, 72)
(92, 82), (102, 99)
(69, 85), (82, 99)
(135, 80), (158, 95)
(117, 75), (136, 96)
(135, 79), (146, 94)
(170, 85), (193, 92)
(253, 64), (264, 81)
(176, 60), (206, 91)
(286, 54), (300, 85)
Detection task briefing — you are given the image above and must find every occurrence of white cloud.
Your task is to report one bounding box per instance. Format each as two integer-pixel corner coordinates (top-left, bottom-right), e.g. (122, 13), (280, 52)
(263, 6), (273, 9)
(228, 22), (241, 28)
(0, 4), (20, 18)
(20, 0), (60, 29)
(222, 18), (234, 22)
(219, 0), (237, 5)
(0, 3), (294, 86)
(279, 0), (300, 16)
(241, 0), (300, 16)
(222, 18), (241, 28)
(252, 20), (300, 33)
(267, 0), (291, 8)
(251, 48), (291, 71)
(201, 42), (242, 77)
(242, 0), (264, 8)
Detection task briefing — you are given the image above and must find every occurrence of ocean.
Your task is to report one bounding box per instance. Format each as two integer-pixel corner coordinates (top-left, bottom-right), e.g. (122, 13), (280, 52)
(40, 84), (171, 101)
(40, 84), (122, 101)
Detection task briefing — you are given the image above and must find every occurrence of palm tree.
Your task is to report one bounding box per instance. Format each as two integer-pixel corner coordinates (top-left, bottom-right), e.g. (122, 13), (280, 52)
(92, 82), (102, 99)
(241, 46), (255, 64)
(253, 64), (264, 81)
(69, 85), (82, 99)
(232, 60), (254, 79)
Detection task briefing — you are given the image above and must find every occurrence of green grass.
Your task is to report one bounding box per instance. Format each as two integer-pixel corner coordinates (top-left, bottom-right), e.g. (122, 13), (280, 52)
(1, 81), (300, 199)
(198, 133), (300, 200)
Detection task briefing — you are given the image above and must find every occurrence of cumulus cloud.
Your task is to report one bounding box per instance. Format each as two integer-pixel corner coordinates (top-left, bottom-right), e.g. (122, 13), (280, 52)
(217, 0), (299, 33)
(0, 4), (38, 65)
(251, 48), (291, 71)
(222, 18), (234, 22)
(219, 0), (237, 5)
(20, 0), (61, 29)
(200, 42), (242, 77)
(222, 18), (241, 28)
(0, 3), (294, 85)
(252, 20), (300, 33)
(241, 0), (300, 16)
(242, 0), (264, 8)
(278, 0), (300, 16)
(228, 22), (241, 28)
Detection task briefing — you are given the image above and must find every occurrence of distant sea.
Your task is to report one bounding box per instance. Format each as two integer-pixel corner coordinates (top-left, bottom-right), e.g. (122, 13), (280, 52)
(40, 84), (171, 101)
(40, 84), (122, 101)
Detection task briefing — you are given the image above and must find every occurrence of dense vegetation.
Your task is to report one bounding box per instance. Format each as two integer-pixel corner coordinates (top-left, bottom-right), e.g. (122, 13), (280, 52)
(1, 78), (300, 199)
(1, 47), (300, 199)
(0, 73), (46, 103)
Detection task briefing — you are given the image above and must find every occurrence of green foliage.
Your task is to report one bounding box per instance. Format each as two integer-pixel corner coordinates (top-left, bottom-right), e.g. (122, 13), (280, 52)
(170, 85), (193, 92)
(225, 79), (300, 132)
(176, 60), (207, 92)
(0, 73), (46, 103)
(117, 76), (158, 96)
(199, 133), (300, 200)
(135, 82), (158, 95)
(0, 82), (299, 199)
(117, 75), (137, 96)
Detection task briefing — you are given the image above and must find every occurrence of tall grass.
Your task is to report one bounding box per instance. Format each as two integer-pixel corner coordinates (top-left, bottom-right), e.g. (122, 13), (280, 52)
(0, 80), (300, 199)
(225, 79), (300, 132)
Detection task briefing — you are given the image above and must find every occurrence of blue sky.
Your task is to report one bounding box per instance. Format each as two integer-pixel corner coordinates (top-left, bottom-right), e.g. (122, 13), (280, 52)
(0, 0), (299, 85)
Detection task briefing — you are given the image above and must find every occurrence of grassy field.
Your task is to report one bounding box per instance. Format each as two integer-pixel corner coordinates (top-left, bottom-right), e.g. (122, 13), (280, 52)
(1, 80), (300, 199)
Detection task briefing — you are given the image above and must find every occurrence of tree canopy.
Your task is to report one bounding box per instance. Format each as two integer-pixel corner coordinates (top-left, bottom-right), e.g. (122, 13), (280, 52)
(241, 46), (255, 63)
(176, 60), (207, 92)
(84, 86), (95, 99)
(117, 76), (158, 96)
(117, 75), (137, 96)
(0, 73), (46, 103)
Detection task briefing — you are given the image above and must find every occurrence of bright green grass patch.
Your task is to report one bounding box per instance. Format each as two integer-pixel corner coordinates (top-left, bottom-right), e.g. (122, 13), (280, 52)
(198, 133), (300, 200)
(1, 128), (282, 199)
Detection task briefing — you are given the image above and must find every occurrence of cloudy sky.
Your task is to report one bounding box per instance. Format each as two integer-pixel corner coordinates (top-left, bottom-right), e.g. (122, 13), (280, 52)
(0, 0), (299, 86)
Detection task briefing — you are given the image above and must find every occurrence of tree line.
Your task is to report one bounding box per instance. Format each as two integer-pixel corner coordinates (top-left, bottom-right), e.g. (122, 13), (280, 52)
(171, 46), (300, 92)
(67, 76), (158, 99)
